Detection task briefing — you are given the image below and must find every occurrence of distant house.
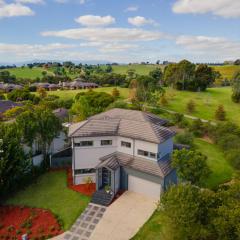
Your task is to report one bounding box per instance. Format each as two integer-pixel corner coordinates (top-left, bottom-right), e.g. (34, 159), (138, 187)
(0, 83), (23, 93)
(0, 100), (23, 118)
(31, 82), (59, 91)
(59, 79), (99, 90)
(53, 108), (69, 121)
(69, 108), (177, 202)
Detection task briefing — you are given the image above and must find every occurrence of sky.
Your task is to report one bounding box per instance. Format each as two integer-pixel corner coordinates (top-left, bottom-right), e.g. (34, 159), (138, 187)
(0, 0), (240, 63)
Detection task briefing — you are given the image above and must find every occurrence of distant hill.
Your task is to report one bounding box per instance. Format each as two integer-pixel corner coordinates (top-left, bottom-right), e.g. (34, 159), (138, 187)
(1, 64), (240, 80)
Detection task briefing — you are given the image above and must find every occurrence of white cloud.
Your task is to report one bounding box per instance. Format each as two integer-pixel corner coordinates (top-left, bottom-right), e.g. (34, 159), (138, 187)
(0, 1), (34, 18)
(175, 35), (240, 60)
(75, 15), (115, 27)
(125, 5), (139, 12)
(15, 0), (44, 4)
(173, 0), (240, 18)
(41, 27), (163, 42)
(128, 16), (157, 26)
(79, 0), (85, 4)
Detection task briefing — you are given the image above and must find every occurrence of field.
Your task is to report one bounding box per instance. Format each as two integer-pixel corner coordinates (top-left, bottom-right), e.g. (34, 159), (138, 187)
(3, 67), (54, 79)
(164, 87), (240, 125)
(213, 65), (240, 80)
(40, 87), (129, 100)
(6, 171), (90, 230)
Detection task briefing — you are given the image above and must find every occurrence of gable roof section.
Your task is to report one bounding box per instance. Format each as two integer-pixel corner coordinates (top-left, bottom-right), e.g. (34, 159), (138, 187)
(69, 108), (175, 143)
(97, 152), (173, 178)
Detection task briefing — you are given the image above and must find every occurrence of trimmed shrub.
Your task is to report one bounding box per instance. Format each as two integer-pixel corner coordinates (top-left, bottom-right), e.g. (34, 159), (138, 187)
(175, 131), (194, 148)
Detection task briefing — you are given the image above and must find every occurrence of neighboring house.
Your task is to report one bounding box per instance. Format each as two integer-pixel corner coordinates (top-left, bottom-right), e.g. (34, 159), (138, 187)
(69, 108), (177, 200)
(0, 83), (23, 93)
(59, 79), (99, 90)
(0, 100), (23, 118)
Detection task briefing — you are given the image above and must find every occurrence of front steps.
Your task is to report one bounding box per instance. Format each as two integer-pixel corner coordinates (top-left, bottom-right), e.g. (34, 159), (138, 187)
(91, 190), (114, 206)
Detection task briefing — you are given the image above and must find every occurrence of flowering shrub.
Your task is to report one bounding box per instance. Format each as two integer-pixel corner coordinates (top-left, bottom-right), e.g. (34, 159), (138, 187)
(0, 206), (63, 240)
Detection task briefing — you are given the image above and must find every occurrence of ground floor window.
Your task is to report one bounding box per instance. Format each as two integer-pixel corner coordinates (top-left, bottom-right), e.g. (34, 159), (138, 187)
(74, 168), (96, 175)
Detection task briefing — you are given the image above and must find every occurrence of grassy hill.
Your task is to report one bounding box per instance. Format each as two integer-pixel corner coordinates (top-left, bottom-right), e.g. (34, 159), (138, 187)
(1, 64), (240, 80)
(3, 67), (54, 79)
(164, 87), (240, 125)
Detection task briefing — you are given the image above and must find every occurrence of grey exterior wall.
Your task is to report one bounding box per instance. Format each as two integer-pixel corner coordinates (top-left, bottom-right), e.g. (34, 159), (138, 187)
(163, 169), (178, 190)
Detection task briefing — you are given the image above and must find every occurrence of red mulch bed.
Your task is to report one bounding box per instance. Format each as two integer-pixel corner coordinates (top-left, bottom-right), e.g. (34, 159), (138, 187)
(67, 169), (96, 197)
(0, 206), (63, 240)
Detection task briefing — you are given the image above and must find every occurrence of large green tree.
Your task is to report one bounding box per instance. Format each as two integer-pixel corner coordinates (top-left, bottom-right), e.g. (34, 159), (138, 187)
(16, 106), (61, 158)
(194, 64), (216, 91)
(159, 184), (215, 240)
(0, 123), (31, 197)
(172, 149), (211, 186)
(72, 90), (114, 120)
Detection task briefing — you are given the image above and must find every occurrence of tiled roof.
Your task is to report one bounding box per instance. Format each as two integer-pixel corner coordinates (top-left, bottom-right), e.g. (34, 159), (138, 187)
(0, 100), (23, 114)
(69, 108), (175, 144)
(97, 152), (173, 178)
(90, 108), (168, 126)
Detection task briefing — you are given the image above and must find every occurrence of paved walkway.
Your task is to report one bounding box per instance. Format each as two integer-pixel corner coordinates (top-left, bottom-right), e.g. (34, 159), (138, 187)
(90, 191), (158, 240)
(53, 203), (106, 240)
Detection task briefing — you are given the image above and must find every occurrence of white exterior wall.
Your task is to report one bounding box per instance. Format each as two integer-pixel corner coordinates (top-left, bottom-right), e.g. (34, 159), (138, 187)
(158, 138), (173, 159)
(135, 140), (158, 161)
(75, 173), (96, 185)
(117, 137), (134, 155)
(73, 136), (117, 170)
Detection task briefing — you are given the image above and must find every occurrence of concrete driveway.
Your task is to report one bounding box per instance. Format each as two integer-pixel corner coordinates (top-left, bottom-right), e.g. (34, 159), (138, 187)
(90, 191), (158, 240)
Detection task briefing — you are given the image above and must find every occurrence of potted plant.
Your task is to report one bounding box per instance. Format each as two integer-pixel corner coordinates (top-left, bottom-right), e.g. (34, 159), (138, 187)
(104, 185), (111, 194)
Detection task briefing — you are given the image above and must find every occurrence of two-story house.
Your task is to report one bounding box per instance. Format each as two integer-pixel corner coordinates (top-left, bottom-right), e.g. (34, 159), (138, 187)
(69, 108), (177, 200)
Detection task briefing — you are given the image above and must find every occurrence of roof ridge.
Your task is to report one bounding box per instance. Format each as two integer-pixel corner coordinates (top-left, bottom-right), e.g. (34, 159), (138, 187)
(69, 120), (89, 137)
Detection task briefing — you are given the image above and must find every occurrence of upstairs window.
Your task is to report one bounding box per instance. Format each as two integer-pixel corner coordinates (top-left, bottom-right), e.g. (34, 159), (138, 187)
(101, 140), (113, 146)
(121, 141), (131, 148)
(138, 149), (157, 159)
(74, 141), (93, 147)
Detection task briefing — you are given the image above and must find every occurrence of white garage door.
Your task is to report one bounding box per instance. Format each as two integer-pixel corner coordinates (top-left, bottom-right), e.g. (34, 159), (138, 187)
(128, 175), (161, 199)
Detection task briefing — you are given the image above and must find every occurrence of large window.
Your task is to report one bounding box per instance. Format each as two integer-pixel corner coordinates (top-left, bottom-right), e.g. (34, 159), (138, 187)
(138, 149), (157, 159)
(121, 141), (131, 148)
(74, 169), (96, 175)
(74, 141), (93, 147)
(101, 140), (112, 146)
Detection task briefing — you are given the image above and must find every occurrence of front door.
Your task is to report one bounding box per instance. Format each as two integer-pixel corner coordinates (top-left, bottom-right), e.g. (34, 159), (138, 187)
(102, 167), (111, 187)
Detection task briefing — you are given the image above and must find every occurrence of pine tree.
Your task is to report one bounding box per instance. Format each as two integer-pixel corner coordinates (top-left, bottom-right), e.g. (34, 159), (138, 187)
(215, 105), (226, 121)
(186, 99), (196, 113)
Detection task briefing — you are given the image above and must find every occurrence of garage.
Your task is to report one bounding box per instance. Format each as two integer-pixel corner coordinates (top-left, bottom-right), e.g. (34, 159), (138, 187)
(128, 175), (161, 199)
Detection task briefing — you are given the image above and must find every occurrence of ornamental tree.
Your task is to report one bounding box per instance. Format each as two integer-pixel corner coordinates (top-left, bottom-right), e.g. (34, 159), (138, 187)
(172, 149), (211, 186)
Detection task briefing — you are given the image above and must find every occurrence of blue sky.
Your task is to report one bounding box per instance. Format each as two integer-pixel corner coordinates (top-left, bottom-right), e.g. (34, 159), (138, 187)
(0, 0), (240, 63)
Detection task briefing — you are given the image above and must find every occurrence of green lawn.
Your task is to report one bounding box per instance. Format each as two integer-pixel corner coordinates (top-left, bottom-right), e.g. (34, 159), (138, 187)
(110, 64), (163, 75)
(164, 87), (240, 125)
(3, 67), (54, 79)
(40, 87), (129, 100)
(195, 138), (234, 189)
(5, 171), (90, 230)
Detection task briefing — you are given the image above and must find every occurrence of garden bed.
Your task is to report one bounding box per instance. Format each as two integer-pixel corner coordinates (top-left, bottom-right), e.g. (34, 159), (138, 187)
(67, 169), (96, 196)
(0, 206), (63, 240)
